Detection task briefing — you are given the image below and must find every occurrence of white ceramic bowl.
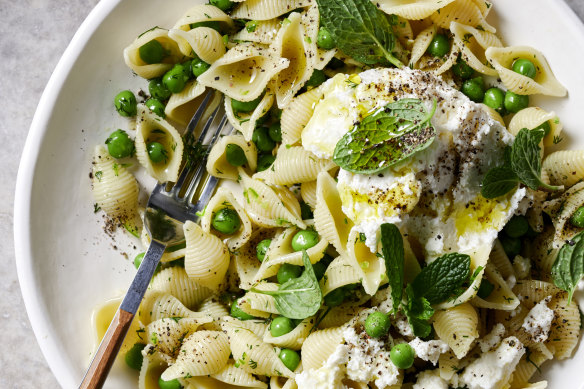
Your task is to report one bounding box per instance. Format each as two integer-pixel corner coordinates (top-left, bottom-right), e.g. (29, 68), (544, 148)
(14, 0), (584, 388)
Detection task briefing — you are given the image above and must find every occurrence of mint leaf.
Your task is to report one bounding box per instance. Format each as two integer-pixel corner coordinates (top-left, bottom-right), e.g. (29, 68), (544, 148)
(380, 223), (404, 314)
(251, 250), (322, 319)
(410, 253), (471, 304)
(315, 0), (403, 67)
(333, 99), (436, 174)
(403, 284), (434, 337)
(480, 166), (519, 199)
(511, 128), (561, 192)
(552, 230), (584, 304)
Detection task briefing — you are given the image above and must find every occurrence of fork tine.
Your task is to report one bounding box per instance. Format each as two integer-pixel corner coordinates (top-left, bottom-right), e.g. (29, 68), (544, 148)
(185, 90), (216, 138)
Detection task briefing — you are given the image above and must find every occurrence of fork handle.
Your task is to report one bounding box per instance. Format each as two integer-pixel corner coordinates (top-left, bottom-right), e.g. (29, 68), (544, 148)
(79, 308), (134, 389)
(79, 240), (167, 389)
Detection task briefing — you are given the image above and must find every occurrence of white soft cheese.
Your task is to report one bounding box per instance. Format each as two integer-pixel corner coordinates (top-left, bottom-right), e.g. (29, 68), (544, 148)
(394, 313), (414, 338)
(478, 323), (506, 353)
(295, 344), (348, 389)
(460, 336), (525, 389)
(522, 296), (554, 343)
(413, 370), (449, 389)
(513, 255), (531, 279)
(409, 338), (450, 365)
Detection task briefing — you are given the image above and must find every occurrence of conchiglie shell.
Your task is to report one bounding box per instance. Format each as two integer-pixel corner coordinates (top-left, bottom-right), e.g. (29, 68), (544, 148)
(300, 180), (318, 209)
(254, 146), (335, 185)
(211, 362), (268, 388)
(184, 221), (230, 289)
(200, 187), (253, 251)
(319, 255), (361, 296)
(409, 25), (437, 68)
(318, 305), (363, 329)
(485, 46), (567, 97)
(301, 326), (344, 370)
(432, 0), (495, 32)
(238, 282), (279, 318)
(138, 348), (167, 389)
(233, 228), (280, 289)
(232, 19), (281, 44)
(135, 104), (184, 183)
(472, 262), (520, 310)
(253, 224), (327, 282)
(510, 343), (552, 388)
(146, 317), (210, 359)
(507, 107), (562, 148)
(433, 302), (479, 358)
(139, 292), (210, 325)
(169, 27), (225, 63)
(488, 239), (515, 280)
(164, 80), (207, 126)
(222, 316), (270, 339)
(206, 134), (257, 180)
(123, 28), (184, 79)
(346, 228), (386, 295)
(543, 150), (584, 188)
(438, 350), (459, 381)
(263, 316), (315, 350)
(224, 86), (275, 141)
(197, 43), (289, 102)
(451, 22), (501, 76)
(173, 4), (234, 31)
(161, 331), (230, 380)
(542, 181), (584, 247)
(375, 0), (456, 20)
(546, 291), (581, 359)
(231, 0), (313, 20)
(301, 5), (337, 71)
(281, 86), (324, 146)
(526, 226), (557, 279)
(92, 145), (139, 224)
(150, 267), (212, 309)
(314, 171), (353, 257)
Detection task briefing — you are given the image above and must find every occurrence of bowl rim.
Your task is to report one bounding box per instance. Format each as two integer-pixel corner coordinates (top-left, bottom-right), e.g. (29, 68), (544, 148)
(13, 0), (584, 388)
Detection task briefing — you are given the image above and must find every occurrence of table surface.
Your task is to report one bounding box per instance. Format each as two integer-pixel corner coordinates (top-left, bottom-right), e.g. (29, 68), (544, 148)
(2, 0), (584, 388)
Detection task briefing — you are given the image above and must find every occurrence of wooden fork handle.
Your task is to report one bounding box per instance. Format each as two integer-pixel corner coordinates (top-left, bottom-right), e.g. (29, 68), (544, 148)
(79, 308), (134, 389)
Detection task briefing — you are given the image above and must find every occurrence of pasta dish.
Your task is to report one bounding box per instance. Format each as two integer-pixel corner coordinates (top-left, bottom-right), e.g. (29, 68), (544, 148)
(90, 0), (582, 388)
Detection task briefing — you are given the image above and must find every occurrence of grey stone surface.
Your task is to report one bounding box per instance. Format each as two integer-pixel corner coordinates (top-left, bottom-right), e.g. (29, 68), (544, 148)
(0, 0), (583, 388)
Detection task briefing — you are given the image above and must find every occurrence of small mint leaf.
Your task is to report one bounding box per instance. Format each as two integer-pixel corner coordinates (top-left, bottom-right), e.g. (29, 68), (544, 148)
(410, 253), (471, 304)
(480, 166), (519, 199)
(380, 223), (404, 314)
(552, 230), (584, 304)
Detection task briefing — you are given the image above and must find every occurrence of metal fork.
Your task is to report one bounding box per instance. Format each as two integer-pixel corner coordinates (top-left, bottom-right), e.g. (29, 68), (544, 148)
(80, 90), (230, 389)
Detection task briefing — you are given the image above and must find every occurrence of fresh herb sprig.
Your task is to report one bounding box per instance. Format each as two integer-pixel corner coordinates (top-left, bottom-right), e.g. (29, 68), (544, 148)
(315, 0), (403, 68)
(380, 223), (471, 337)
(552, 230), (584, 304)
(251, 250), (322, 319)
(333, 98), (437, 174)
(481, 128), (563, 199)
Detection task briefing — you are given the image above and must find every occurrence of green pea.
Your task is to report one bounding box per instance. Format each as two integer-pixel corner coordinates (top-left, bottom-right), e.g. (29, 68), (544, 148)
(125, 343), (146, 370)
(533, 121), (551, 137)
(312, 260), (327, 281)
(452, 58), (474, 79)
(499, 235), (521, 258)
(225, 143), (247, 167)
(324, 287), (345, 307)
(504, 91), (529, 113)
(231, 94), (263, 113)
(364, 311), (391, 338)
(279, 349), (300, 371)
(158, 377), (182, 389)
(317, 27), (335, 50)
(483, 87), (506, 114)
(268, 122), (282, 142)
(390, 343), (415, 369)
(300, 201), (313, 220)
(427, 34), (450, 57)
(570, 206), (584, 228)
(291, 230), (319, 251)
(212, 207), (241, 234)
(246, 20), (258, 33)
(105, 129), (134, 159)
(138, 39), (165, 64)
(252, 127), (276, 152)
(145, 98), (166, 118)
(277, 263), (302, 284)
(461, 77), (485, 102)
(114, 90), (137, 117)
(147, 142), (168, 164)
(512, 58), (537, 79)
(163, 65), (189, 94)
(270, 316), (295, 337)
(504, 215), (529, 238)
(257, 154), (276, 172)
(477, 278), (494, 299)
(306, 69), (327, 89)
(192, 59), (211, 77)
(209, 0), (235, 12)
(148, 78), (171, 100)
(231, 299), (255, 320)
(256, 239), (271, 262)
(189, 21), (221, 31)
(134, 253), (145, 269)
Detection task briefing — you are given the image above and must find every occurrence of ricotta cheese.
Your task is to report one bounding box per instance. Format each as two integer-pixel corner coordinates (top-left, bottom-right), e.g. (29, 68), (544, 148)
(460, 336), (525, 389)
(522, 296), (554, 343)
(409, 337), (450, 365)
(413, 370), (448, 389)
(295, 345), (348, 389)
(513, 255), (531, 279)
(478, 323), (506, 353)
